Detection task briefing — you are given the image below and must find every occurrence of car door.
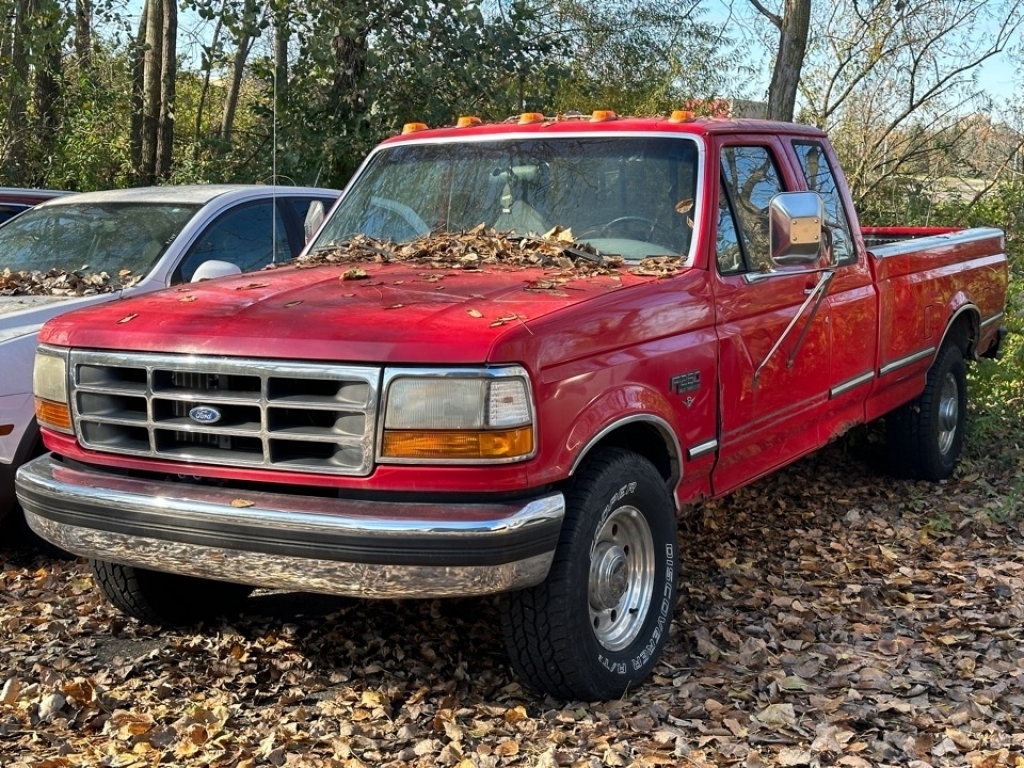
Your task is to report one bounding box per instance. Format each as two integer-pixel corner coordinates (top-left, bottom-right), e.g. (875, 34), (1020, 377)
(789, 139), (878, 439)
(172, 196), (334, 284)
(711, 138), (833, 496)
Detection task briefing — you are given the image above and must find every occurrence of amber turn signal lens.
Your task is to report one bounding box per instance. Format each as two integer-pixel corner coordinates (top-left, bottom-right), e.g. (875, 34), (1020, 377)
(35, 398), (72, 431)
(456, 115), (482, 128)
(402, 122), (428, 134)
(590, 110), (617, 122)
(0, 424), (13, 436)
(518, 112), (545, 124)
(381, 427), (534, 460)
(669, 110), (696, 122)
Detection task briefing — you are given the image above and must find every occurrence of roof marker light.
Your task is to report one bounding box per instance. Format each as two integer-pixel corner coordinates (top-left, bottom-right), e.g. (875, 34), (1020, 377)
(518, 112), (545, 124)
(670, 110), (696, 122)
(402, 122), (428, 134)
(590, 110), (618, 122)
(457, 116), (482, 128)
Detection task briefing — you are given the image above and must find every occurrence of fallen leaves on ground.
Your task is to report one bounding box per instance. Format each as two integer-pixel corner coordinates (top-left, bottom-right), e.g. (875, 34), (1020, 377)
(2, 429), (1022, 767)
(0, 267), (140, 296)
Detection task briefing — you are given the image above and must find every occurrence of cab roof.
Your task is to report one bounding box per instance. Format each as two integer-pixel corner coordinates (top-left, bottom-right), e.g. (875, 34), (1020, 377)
(381, 112), (828, 145)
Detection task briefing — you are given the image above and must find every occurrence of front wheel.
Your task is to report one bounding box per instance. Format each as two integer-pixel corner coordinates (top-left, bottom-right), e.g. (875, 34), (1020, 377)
(91, 560), (253, 626)
(886, 343), (967, 481)
(500, 448), (678, 700)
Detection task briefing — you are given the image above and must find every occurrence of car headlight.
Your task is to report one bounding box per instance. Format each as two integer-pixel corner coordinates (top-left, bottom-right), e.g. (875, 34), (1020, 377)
(379, 367), (535, 462)
(34, 346), (73, 433)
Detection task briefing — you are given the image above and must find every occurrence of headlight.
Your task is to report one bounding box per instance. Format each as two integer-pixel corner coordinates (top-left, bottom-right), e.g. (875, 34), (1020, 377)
(33, 346), (73, 433)
(380, 367), (535, 462)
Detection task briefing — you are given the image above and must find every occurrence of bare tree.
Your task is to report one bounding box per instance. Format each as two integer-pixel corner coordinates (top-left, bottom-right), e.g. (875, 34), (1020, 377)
(798, 0), (1024, 206)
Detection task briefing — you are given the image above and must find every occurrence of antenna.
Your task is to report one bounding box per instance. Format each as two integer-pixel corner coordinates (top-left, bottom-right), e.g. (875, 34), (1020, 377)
(271, 20), (279, 264)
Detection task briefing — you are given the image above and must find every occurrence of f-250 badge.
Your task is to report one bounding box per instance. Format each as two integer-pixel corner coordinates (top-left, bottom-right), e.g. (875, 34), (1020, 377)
(670, 372), (700, 408)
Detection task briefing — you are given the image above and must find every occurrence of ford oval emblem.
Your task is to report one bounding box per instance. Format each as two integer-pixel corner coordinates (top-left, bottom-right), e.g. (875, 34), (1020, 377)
(189, 405), (222, 424)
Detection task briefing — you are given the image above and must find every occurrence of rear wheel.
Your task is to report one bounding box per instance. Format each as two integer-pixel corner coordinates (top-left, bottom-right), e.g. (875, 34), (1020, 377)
(501, 447), (677, 700)
(886, 343), (967, 481)
(91, 560), (253, 626)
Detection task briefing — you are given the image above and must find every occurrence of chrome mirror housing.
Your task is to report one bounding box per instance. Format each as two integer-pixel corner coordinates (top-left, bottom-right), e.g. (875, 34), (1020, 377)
(769, 191), (826, 267)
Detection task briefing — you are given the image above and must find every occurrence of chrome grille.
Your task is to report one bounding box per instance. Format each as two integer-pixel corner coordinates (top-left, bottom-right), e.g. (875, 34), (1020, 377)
(70, 351), (380, 476)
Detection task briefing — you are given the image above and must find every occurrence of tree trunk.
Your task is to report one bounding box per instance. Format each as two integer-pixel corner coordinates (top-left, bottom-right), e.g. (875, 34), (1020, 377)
(220, 0), (260, 147)
(274, 2), (289, 104)
(75, 0), (92, 65)
(129, 1), (148, 183)
(140, 0), (163, 183)
(193, 0), (225, 162)
(4, 1), (30, 181)
(750, 0), (811, 122)
(34, 16), (62, 185)
(156, 0), (177, 178)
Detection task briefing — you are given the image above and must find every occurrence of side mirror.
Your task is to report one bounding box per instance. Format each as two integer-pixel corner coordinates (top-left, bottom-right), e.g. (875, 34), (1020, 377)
(768, 191), (826, 267)
(190, 260), (243, 283)
(304, 201), (326, 241)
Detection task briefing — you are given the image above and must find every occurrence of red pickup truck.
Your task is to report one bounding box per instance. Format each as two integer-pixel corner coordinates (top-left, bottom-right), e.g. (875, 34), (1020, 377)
(17, 113), (1008, 700)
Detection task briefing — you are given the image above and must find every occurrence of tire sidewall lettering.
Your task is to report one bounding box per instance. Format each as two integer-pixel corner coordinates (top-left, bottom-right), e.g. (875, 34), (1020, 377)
(589, 477), (676, 678)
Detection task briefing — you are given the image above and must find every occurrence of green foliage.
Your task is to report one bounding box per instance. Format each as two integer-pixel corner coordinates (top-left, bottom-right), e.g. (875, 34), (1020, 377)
(536, 1), (730, 116)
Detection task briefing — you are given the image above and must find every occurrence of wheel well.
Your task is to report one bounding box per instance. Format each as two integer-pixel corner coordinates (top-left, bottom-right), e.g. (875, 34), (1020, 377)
(942, 308), (979, 358)
(572, 420), (678, 487)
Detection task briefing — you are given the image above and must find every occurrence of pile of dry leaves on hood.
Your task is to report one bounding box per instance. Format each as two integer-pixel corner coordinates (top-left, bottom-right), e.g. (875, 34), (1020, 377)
(0, 267), (139, 297)
(298, 227), (685, 279)
(2, 427), (1022, 768)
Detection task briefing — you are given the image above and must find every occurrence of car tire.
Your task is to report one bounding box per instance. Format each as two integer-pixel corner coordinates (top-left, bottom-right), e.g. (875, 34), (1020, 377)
(886, 343), (967, 481)
(91, 560), (253, 626)
(500, 447), (677, 700)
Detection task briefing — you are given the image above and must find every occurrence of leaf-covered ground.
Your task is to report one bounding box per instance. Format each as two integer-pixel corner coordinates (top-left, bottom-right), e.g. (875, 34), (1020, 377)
(2, 427), (1022, 768)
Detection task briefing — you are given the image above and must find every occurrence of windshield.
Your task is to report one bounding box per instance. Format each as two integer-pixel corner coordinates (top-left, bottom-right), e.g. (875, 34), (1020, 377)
(0, 202), (201, 279)
(313, 136), (700, 262)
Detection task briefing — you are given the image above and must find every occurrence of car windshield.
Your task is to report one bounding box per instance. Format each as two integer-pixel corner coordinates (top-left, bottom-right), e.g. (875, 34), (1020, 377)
(312, 136), (700, 262)
(0, 201), (201, 278)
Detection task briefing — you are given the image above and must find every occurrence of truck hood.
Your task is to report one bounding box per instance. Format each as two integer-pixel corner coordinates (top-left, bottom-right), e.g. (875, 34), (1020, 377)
(39, 261), (651, 363)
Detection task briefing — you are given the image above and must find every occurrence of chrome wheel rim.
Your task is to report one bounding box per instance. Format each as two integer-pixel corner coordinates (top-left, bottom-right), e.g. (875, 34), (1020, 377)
(937, 371), (960, 455)
(588, 505), (655, 651)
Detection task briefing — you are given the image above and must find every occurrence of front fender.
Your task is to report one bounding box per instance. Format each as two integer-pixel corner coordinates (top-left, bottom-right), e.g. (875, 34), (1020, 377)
(561, 384), (682, 481)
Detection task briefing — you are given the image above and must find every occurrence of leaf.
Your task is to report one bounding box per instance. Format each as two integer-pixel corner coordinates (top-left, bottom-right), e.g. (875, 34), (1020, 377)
(467, 309), (483, 318)
(284, 300), (303, 307)
(754, 703), (796, 728)
(340, 267), (369, 281)
(230, 499), (255, 508)
(179, 295), (197, 302)
(494, 740), (519, 757)
(117, 313), (138, 324)
(235, 282), (269, 290)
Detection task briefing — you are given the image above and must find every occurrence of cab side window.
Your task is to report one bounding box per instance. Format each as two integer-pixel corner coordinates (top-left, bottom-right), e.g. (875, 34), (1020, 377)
(720, 146), (786, 272)
(175, 201), (290, 284)
(716, 183), (745, 274)
(793, 141), (856, 265)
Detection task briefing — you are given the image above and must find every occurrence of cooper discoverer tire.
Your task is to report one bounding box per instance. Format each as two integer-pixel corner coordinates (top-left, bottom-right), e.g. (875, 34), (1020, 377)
(91, 560), (253, 626)
(886, 343), (967, 481)
(500, 447), (678, 700)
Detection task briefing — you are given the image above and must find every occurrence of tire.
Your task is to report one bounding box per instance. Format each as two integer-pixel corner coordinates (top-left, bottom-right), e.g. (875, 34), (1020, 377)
(886, 343), (967, 481)
(500, 447), (678, 700)
(91, 560), (253, 626)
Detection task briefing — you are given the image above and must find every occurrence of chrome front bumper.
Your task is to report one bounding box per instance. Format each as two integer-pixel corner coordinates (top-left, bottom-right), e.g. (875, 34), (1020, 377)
(16, 455), (564, 598)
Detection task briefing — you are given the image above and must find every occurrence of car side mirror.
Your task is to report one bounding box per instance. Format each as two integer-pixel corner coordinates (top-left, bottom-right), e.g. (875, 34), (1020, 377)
(768, 191), (828, 267)
(190, 260), (243, 283)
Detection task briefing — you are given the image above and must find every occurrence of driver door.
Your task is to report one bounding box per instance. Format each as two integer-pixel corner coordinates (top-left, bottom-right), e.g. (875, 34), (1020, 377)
(711, 139), (833, 495)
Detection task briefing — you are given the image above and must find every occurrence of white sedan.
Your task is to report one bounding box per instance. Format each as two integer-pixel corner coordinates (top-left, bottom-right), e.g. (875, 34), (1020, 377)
(0, 184), (339, 524)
